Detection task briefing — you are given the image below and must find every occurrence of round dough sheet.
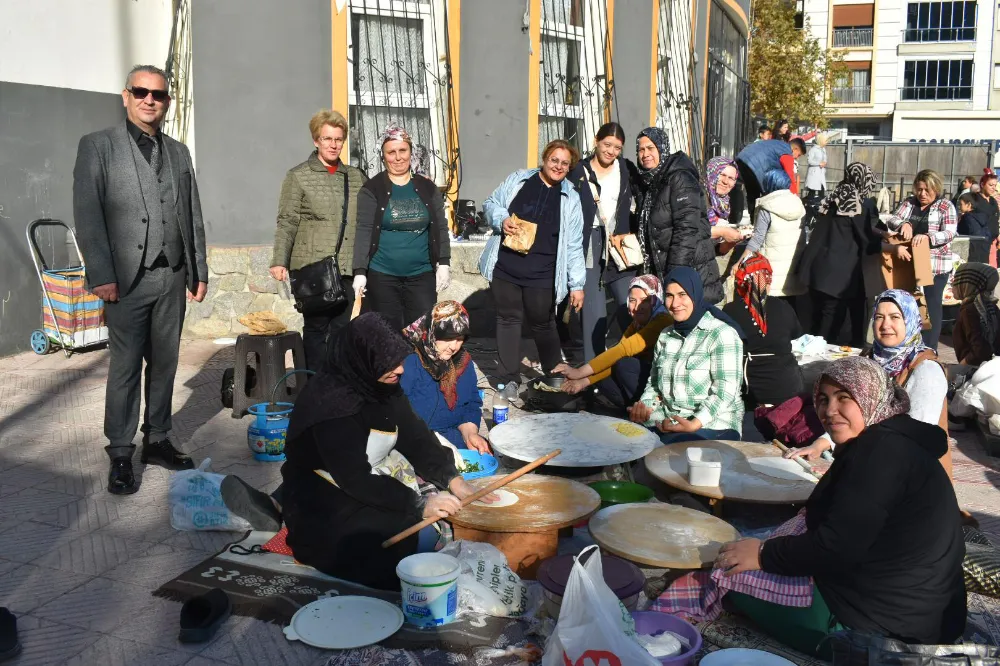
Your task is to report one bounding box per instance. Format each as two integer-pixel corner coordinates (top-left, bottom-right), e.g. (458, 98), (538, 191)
(588, 503), (739, 568)
(746, 456), (816, 482)
(473, 488), (519, 507)
(490, 413), (661, 467)
(448, 474), (601, 532)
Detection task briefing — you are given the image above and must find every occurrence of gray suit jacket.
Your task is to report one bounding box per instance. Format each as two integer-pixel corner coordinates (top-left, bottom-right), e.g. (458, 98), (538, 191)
(72, 123), (208, 294)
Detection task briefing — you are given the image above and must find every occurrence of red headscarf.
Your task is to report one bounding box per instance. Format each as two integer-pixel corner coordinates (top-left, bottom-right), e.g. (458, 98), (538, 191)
(735, 252), (773, 336)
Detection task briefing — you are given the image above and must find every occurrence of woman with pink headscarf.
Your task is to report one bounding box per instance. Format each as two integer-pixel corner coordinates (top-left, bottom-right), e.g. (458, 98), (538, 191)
(705, 156), (744, 253)
(353, 123), (452, 330)
(553, 275), (672, 408)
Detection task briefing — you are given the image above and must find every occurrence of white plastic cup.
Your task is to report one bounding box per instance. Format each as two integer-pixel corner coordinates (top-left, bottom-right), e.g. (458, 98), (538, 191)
(396, 553), (460, 627)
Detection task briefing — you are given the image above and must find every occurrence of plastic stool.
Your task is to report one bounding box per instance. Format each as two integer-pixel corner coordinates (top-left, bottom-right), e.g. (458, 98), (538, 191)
(231, 332), (307, 418)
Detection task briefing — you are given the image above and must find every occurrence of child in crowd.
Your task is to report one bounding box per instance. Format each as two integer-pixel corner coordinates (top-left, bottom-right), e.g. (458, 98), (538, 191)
(958, 192), (992, 263)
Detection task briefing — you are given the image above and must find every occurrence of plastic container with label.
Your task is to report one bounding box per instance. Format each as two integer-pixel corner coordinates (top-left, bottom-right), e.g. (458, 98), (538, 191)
(685, 447), (722, 486)
(396, 553), (460, 628)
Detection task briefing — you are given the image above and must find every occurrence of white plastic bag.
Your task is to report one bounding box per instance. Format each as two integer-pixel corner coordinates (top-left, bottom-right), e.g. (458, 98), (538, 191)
(542, 546), (659, 666)
(168, 459), (251, 532)
(952, 381), (984, 417)
(439, 540), (528, 617)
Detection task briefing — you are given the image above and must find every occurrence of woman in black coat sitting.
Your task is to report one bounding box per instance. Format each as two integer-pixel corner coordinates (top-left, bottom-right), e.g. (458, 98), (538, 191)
(634, 127), (722, 303)
(797, 162), (881, 347)
(716, 356), (966, 654)
(280, 313), (495, 590)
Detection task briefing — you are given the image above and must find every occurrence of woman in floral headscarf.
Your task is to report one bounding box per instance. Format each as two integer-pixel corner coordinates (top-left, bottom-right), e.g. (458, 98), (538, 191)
(633, 127), (722, 302)
(797, 162), (881, 347)
(722, 252), (804, 413)
(553, 274), (673, 408)
(705, 156), (745, 251)
(399, 301), (489, 453)
(715, 356), (965, 655)
(951, 262), (1000, 366)
(788, 290), (950, 477)
(353, 123), (452, 330)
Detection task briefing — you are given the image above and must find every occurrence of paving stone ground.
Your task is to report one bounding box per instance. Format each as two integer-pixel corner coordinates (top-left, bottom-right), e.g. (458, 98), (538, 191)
(0, 338), (997, 664)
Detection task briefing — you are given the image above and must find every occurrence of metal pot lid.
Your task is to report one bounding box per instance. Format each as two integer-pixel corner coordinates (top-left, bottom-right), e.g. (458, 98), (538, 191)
(536, 551), (645, 599)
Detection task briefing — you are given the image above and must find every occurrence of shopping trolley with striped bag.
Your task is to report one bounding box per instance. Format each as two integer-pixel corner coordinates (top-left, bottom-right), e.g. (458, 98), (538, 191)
(25, 218), (109, 357)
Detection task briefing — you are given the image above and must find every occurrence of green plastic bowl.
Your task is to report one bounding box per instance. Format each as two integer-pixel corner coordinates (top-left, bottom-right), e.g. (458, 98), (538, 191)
(588, 481), (655, 508)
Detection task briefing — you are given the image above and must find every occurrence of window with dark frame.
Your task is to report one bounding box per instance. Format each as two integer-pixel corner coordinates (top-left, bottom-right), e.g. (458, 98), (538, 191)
(903, 1), (977, 42)
(704, 0), (750, 158)
(901, 59), (974, 100)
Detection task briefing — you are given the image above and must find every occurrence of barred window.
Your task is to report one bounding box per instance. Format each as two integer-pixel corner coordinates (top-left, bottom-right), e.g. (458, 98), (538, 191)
(901, 59), (973, 100)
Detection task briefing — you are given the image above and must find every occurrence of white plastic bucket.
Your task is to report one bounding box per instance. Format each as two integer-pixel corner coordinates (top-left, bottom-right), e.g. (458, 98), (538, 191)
(396, 552), (460, 627)
(686, 447), (722, 486)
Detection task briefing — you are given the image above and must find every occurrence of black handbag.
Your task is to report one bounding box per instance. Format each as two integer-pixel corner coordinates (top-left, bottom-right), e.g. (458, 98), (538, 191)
(289, 172), (351, 314)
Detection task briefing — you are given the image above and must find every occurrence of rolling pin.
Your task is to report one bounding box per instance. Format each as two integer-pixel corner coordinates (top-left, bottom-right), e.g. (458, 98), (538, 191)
(350, 295), (364, 320)
(381, 448), (562, 548)
(770, 439), (822, 480)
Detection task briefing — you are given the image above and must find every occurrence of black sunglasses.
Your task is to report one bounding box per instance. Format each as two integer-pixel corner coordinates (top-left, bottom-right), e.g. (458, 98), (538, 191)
(128, 86), (169, 102)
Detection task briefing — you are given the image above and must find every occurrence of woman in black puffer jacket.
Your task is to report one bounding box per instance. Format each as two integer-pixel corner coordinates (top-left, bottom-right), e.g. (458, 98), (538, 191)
(634, 128), (722, 303)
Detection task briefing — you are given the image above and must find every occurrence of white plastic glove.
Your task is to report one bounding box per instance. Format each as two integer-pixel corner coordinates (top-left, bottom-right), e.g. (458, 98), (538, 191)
(435, 264), (451, 293)
(352, 274), (367, 299)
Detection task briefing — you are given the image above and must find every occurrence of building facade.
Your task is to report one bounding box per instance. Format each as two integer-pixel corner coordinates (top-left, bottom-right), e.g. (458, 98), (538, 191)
(803, 0), (1000, 142)
(0, 0), (749, 355)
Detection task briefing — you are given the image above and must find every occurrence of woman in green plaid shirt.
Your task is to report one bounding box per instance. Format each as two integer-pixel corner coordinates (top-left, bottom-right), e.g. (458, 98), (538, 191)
(628, 267), (746, 443)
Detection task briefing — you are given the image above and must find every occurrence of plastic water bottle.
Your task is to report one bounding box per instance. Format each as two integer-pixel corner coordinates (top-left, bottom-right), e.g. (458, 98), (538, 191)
(493, 384), (509, 425)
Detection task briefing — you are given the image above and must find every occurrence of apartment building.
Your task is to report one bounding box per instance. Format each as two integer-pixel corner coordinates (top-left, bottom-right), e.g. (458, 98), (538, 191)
(801, 0), (1000, 142)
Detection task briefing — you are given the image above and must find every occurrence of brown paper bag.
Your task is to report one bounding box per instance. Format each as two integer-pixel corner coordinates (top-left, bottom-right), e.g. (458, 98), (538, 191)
(501, 214), (537, 254)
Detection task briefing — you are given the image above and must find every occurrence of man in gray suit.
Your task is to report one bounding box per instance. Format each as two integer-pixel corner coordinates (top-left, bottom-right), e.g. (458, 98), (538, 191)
(73, 65), (208, 495)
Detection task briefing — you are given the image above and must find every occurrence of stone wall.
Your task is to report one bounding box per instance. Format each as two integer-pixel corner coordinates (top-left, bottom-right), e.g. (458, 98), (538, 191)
(182, 243), (492, 339)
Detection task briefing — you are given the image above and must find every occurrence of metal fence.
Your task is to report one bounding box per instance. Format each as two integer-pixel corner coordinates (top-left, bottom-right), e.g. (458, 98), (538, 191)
(815, 140), (995, 208)
(830, 86), (871, 104)
(832, 27), (873, 47)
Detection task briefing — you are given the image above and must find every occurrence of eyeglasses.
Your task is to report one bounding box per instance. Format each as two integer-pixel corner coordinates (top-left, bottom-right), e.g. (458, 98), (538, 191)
(317, 136), (344, 145)
(128, 87), (169, 103)
(546, 157), (571, 169)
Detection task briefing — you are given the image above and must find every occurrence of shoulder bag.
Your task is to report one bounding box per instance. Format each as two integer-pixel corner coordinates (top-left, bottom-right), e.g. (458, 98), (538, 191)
(289, 171), (351, 314)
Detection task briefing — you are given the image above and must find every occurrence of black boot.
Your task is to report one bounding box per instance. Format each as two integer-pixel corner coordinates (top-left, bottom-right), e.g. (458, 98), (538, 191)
(141, 438), (194, 470)
(0, 607), (20, 662)
(108, 457), (139, 495)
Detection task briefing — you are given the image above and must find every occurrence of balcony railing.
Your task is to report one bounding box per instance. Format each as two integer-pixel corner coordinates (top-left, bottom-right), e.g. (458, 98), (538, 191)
(899, 85), (972, 101)
(830, 86), (872, 104)
(902, 26), (976, 42)
(832, 27), (874, 47)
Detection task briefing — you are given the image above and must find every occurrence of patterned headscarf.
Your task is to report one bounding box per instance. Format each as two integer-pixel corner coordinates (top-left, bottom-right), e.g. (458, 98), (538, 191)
(819, 162), (878, 217)
(870, 289), (930, 378)
(705, 156), (737, 227)
(380, 122), (412, 147)
(403, 301), (472, 410)
(636, 127), (671, 187)
(814, 356), (910, 429)
(734, 252), (773, 336)
(952, 262), (1000, 343)
(628, 275), (664, 301)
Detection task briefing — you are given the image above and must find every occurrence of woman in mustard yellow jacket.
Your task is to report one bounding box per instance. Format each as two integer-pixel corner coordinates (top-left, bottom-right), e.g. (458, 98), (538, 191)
(553, 275), (671, 408)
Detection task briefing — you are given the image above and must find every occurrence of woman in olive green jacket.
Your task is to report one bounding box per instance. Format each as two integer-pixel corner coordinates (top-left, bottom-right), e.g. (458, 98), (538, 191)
(270, 110), (368, 370)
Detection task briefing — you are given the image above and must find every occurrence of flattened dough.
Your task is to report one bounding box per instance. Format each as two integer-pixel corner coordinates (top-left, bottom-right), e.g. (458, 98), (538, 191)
(473, 488), (519, 507)
(746, 457), (817, 483)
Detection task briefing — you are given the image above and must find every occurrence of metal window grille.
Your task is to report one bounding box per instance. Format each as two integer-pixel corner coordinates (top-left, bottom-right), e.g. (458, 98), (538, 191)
(901, 59), (974, 100)
(655, 0), (699, 161)
(347, 0), (458, 188)
(903, 1), (977, 42)
(832, 27), (874, 47)
(538, 0), (613, 159)
(704, 0), (750, 160)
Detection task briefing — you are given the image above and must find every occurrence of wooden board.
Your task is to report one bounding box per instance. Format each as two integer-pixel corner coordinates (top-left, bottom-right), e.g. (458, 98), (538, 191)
(490, 413), (661, 467)
(447, 474), (601, 533)
(589, 503), (740, 569)
(644, 441), (817, 504)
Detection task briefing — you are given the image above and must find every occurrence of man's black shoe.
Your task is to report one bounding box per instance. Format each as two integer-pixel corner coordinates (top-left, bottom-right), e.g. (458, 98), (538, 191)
(141, 439), (195, 470)
(0, 607), (20, 663)
(108, 457), (139, 495)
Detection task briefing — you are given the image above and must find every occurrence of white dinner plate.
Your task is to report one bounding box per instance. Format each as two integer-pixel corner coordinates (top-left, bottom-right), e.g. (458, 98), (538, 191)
(700, 648), (798, 666)
(283, 595), (404, 650)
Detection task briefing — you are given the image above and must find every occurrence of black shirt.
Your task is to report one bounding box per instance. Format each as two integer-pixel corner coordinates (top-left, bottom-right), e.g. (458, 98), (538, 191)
(973, 193), (1000, 239)
(722, 297), (803, 407)
(125, 119), (160, 164)
(761, 415), (966, 645)
(906, 196), (933, 236)
(493, 173), (563, 289)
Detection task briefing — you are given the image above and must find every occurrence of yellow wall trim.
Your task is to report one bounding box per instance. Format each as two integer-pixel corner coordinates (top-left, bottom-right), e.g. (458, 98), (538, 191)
(605, 0), (615, 124)
(526, 0), (541, 167)
(446, 0), (461, 202)
(331, 1), (349, 119)
(716, 0), (748, 30)
(650, 0), (659, 126)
